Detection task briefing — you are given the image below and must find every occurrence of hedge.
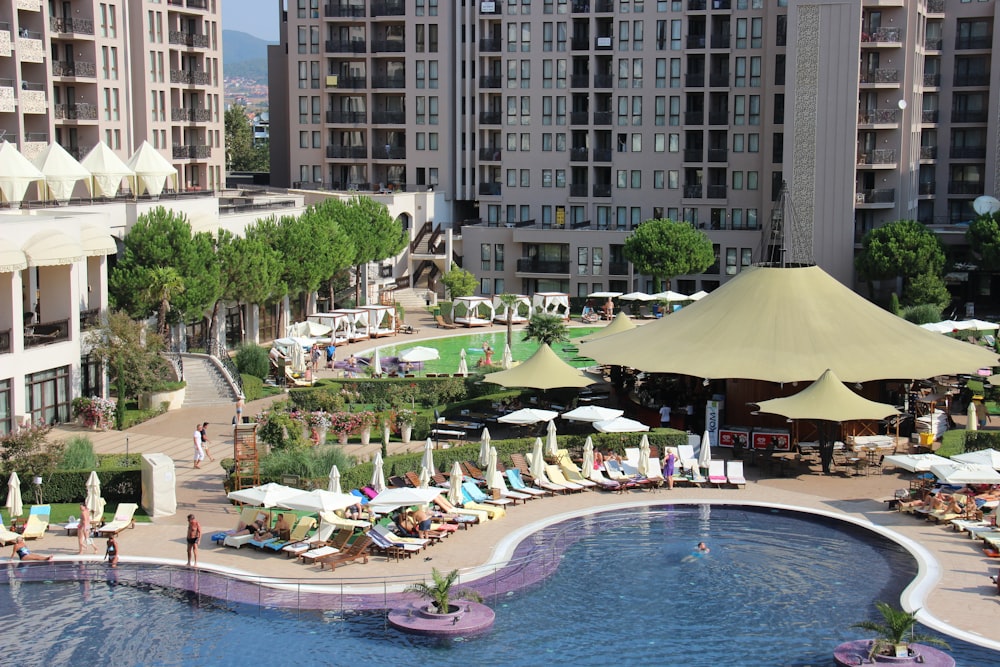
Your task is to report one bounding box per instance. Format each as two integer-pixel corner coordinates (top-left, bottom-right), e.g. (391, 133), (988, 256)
(19, 468), (142, 505)
(241, 374), (263, 402)
(962, 431), (1000, 452)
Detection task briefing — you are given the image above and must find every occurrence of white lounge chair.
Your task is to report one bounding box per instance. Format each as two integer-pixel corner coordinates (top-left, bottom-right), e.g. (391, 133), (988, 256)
(546, 465), (586, 492)
(708, 460), (727, 487)
(726, 460), (747, 488)
(96, 503), (138, 536)
(682, 459), (706, 486)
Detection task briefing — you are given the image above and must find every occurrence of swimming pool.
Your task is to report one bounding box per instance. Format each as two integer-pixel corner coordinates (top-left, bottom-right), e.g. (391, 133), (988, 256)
(370, 327), (599, 375)
(2, 506), (997, 666)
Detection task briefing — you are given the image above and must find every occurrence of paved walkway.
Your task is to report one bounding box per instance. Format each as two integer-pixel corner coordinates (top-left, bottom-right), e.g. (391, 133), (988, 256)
(36, 306), (1000, 651)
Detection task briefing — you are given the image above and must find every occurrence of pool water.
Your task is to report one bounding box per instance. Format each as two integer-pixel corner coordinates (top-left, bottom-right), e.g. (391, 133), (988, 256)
(372, 327), (600, 375)
(2, 506), (997, 667)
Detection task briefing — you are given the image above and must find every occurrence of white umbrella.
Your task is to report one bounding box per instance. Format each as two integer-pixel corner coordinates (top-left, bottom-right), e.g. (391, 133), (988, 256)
(5, 472), (22, 521)
(529, 437), (547, 479)
(952, 448), (1000, 470)
(448, 461), (464, 506)
(227, 482), (300, 508)
(698, 430), (713, 470)
(652, 290), (689, 302)
(421, 438), (436, 474)
(327, 465), (342, 494)
(884, 453), (951, 473)
(545, 419), (559, 456)
(279, 489), (358, 514)
(930, 462), (1000, 485)
(419, 465), (431, 489)
(457, 348), (468, 377)
(967, 402), (978, 432)
(498, 408), (560, 425)
(582, 437), (595, 475)
(85, 470), (105, 520)
(478, 429), (491, 467)
(372, 348), (384, 376)
(501, 343), (513, 369)
(687, 290), (709, 301)
(593, 417), (650, 433)
(561, 405), (624, 423)
(486, 446), (502, 489)
(400, 346), (441, 363)
(369, 486), (441, 514)
(619, 292), (658, 302)
(638, 435), (651, 476)
(371, 451), (386, 494)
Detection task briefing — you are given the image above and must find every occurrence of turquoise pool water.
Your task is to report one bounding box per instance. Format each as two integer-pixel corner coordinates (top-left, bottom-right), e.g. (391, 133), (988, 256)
(370, 327), (599, 375)
(1, 505), (997, 666)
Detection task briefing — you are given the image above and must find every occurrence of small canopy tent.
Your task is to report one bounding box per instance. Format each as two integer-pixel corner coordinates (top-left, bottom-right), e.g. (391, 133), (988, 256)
(126, 141), (177, 197)
(484, 344), (598, 390)
(492, 294), (531, 324)
(0, 142), (44, 205)
(532, 292), (570, 319)
(581, 312), (635, 342)
(31, 142), (91, 202)
(81, 142), (134, 198)
(453, 296), (495, 327)
(754, 369), (899, 423)
(359, 304), (396, 336)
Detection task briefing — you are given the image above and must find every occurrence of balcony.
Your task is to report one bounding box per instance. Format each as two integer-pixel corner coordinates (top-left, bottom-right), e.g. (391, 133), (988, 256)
(24, 319), (70, 348)
(186, 0), (209, 8)
(949, 181), (985, 195)
(596, 0), (614, 10)
(62, 145), (92, 160)
(371, 75), (405, 88)
(79, 308), (101, 331)
(54, 103), (97, 120)
(594, 74), (613, 88)
(609, 261), (628, 276)
(683, 148), (703, 162)
(859, 68), (899, 84)
(172, 144), (211, 159)
(684, 111), (704, 125)
(479, 75), (501, 88)
(707, 185), (727, 199)
(950, 146), (987, 159)
(570, 111), (589, 125)
(572, 1), (590, 11)
(710, 33), (730, 49)
(371, 0), (405, 16)
(170, 70), (212, 85)
(684, 185), (703, 199)
(0, 329), (9, 354)
(861, 28), (903, 44)
(479, 182), (501, 196)
(479, 111), (501, 124)
(956, 36), (992, 50)
(927, 0), (944, 14)
(593, 184), (611, 197)
(172, 107), (212, 122)
(593, 111), (612, 125)
(479, 38), (501, 52)
(478, 148), (501, 161)
(49, 17), (94, 35)
(516, 259), (570, 274)
(919, 146), (937, 160)
(570, 74), (589, 89)
(325, 3), (366, 18)
(327, 110), (367, 123)
(334, 76), (367, 89)
(569, 183), (588, 197)
(707, 148), (727, 162)
(371, 40), (405, 53)
(372, 110), (404, 125)
(924, 38), (942, 51)
(688, 0), (706, 9)
(951, 109), (988, 123)
(918, 182), (935, 195)
(593, 148), (612, 162)
(857, 108), (898, 124)
(327, 145), (367, 159)
(326, 39), (366, 53)
(857, 188), (895, 204)
(923, 73), (940, 87)
(378, 147), (406, 159)
(954, 73), (990, 87)
(169, 30), (210, 48)
(686, 73), (705, 87)
(52, 60), (96, 78)
(708, 111), (728, 125)
(856, 148), (896, 165)
(571, 37), (589, 51)
(686, 35), (706, 49)
(709, 72), (729, 87)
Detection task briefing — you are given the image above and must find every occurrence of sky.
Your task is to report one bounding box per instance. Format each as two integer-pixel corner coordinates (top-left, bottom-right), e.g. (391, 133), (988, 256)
(221, 0), (279, 42)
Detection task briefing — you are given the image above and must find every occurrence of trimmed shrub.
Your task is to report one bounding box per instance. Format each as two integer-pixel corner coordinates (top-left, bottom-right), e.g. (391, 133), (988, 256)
(58, 436), (99, 470)
(241, 374), (263, 402)
(901, 303), (942, 325)
(234, 344), (270, 380)
(20, 467), (141, 505)
(964, 431), (1000, 452)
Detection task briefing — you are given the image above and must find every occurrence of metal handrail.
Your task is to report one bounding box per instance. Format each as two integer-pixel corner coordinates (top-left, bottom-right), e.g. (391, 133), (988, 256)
(209, 340), (243, 397)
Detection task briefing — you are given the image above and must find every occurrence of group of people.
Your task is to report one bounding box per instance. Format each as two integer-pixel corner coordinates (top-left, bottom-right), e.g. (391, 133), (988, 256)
(394, 507), (432, 539)
(592, 448), (679, 489)
(192, 421), (214, 469)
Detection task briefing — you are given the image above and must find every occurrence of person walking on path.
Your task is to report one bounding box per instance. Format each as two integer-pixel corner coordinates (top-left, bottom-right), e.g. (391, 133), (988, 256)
(186, 514), (202, 567)
(77, 503), (98, 555)
(192, 425), (205, 469)
(234, 396), (245, 424)
(199, 422), (214, 462)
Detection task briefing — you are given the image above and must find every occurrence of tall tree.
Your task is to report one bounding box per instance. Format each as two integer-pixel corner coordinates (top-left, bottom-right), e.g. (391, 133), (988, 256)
(339, 196), (407, 305)
(496, 293), (522, 350)
(440, 263), (477, 299)
(855, 219), (947, 306)
(217, 226), (284, 342)
(297, 199), (356, 300)
(143, 267), (185, 338)
(224, 105), (268, 171)
(623, 218), (715, 292)
(966, 213), (1000, 270)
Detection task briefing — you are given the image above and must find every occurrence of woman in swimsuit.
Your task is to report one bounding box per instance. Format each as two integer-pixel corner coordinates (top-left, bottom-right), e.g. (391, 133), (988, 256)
(106, 536), (119, 567)
(11, 537), (53, 562)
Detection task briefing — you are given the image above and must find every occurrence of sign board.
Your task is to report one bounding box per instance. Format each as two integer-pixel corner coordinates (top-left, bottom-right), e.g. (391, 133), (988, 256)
(718, 427), (750, 449)
(751, 429), (791, 451)
(555, 206), (565, 228)
(705, 400), (722, 448)
(481, 1), (496, 12)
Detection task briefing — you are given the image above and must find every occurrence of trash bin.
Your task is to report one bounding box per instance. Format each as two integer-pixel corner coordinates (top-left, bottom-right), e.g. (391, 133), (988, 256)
(918, 432), (935, 447)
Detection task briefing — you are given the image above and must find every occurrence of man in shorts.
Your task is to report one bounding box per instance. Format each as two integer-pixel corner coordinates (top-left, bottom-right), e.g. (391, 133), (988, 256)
(186, 514), (202, 567)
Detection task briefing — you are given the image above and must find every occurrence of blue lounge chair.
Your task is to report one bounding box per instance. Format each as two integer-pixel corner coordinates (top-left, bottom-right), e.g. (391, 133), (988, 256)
(462, 480), (513, 507)
(507, 468), (554, 497)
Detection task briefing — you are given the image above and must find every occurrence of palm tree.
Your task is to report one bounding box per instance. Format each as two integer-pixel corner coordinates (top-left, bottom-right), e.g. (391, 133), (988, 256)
(852, 602), (949, 659)
(522, 313), (569, 347)
(143, 267), (185, 339)
(496, 293), (521, 350)
(403, 568), (483, 614)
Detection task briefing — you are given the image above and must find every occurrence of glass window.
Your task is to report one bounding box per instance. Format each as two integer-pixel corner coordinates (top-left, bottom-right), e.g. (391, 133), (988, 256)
(495, 244), (505, 271)
(654, 170), (664, 189)
(481, 243), (491, 271)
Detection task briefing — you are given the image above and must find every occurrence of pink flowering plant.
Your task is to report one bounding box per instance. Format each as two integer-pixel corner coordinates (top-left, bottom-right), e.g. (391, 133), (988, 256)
(329, 411), (361, 436)
(307, 411), (332, 429)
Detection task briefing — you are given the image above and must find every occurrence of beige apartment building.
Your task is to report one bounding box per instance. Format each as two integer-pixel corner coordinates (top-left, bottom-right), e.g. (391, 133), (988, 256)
(270, 0), (999, 300)
(0, 0), (224, 193)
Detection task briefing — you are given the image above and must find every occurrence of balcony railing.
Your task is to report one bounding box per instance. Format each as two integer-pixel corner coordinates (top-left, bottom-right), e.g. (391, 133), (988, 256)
(172, 144), (211, 159)
(923, 73), (940, 86)
(950, 146), (987, 159)
(479, 182), (501, 196)
(686, 35), (706, 49)
(948, 181), (985, 195)
(709, 72), (729, 87)
(596, 0), (614, 11)
(859, 68), (899, 84)
(570, 147), (589, 162)
(80, 308), (101, 330)
(187, 0), (209, 8)
(951, 109), (988, 123)
(572, 1), (590, 11)
(858, 148), (897, 165)
(918, 182), (935, 195)
(594, 74), (613, 88)
(956, 36), (992, 50)
(171, 107), (212, 122)
(686, 73), (705, 87)
(325, 39), (367, 53)
(479, 38), (500, 52)
(683, 148), (703, 162)
(327, 145), (367, 159)
(325, 3), (366, 18)
(710, 33), (730, 49)
(609, 262), (628, 276)
(0, 329), (9, 354)
(570, 74), (589, 89)
(479, 75), (501, 88)
(857, 109), (898, 124)
(924, 38), (942, 50)
(684, 111), (704, 125)
(49, 17), (94, 35)
(24, 319), (69, 348)
(593, 184), (611, 197)
(919, 146), (937, 159)
(570, 37), (589, 50)
(858, 188), (895, 204)
(371, 40), (405, 53)
(334, 76), (367, 89)
(54, 103), (97, 120)
(516, 259), (570, 274)
(169, 30), (210, 48)
(684, 185), (703, 199)
(478, 111), (501, 124)
(372, 110), (404, 123)
(327, 110), (366, 123)
(371, 0), (405, 16)
(569, 183), (588, 197)
(707, 148), (727, 162)
(371, 75), (405, 88)
(926, 0), (944, 14)
(707, 185), (727, 199)
(862, 27), (902, 44)
(570, 111), (589, 125)
(479, 147), (501, 161)
(688, 0), (707, 9)
(953, 73), (990, 87)
(593, 111), (612, 125)
(708, 111), (728, 125)
(170, 70), (212, 85)
(52, 60), (96, 78)
(593, 148), (612, 162)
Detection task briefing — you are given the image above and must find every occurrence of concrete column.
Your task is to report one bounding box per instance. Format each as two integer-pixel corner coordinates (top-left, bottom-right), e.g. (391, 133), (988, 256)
(248, 303), (260, 345)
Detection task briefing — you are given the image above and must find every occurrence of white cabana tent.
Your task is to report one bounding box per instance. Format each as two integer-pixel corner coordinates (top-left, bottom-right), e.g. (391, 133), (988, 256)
(32, 142), (92, 202)
(126, 141), (177, 197)
(453, 296), (495, 327)
(492, 294), (531, 324)
(359, 304), (396, 337)
(308, 312), (353, 344)
(332, 309), (369, 341)
(81, 142), (134, 198)
(0, 142), (44, 205)
(285, 320), (333, 339)
(532, 292), (570, 319)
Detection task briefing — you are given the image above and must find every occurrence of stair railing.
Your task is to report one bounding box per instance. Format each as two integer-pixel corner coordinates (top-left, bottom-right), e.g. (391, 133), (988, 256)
(208, 339), (244, 397)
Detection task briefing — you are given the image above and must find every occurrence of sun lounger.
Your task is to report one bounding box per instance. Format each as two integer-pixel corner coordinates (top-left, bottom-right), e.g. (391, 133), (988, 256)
(371, 524), (429, 552)
(298, 529), (355, 563)
(462, 500), (506, 519)
(509, 453), (535, 482)
(283, 521), (339, 558)
(0, 518), (21, 545)
(545, 465), (586, 493)
(317, 535), (372, 570)
(557, 456), (599, 489)
(726, 461), (746, 488)
(20, 505), (51, 540)
(642, 458), (666, 488)
(587, 467), (624, 492)
(434, 495), (491, 521)
(605, 460), (651, 488)
(263, 516), (317, 553)
(212, 508), (268, 544)
(708, 460), (727, 487)
(489, 473), (533, 503)
(506, 469), (552, 497)
(951, 518), (991, 534)
(96, 503), (138, 536)
(435, 315), (458, 329)
(463, 481), (514, 507)
(684, 460), (706, 485)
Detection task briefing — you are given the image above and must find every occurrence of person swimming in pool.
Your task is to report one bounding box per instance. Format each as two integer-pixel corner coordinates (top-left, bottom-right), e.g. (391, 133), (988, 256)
(682, 542), (710, 563)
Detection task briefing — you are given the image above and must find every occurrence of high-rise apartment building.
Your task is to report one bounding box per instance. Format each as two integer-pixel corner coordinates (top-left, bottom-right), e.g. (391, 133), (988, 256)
(0, 0), (225, 192)
(270, 0), (998, 298)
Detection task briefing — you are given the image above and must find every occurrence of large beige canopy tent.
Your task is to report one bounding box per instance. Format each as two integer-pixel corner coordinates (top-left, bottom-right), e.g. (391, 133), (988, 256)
(582, 311), (635, 342)
(484, 343), (598, 390)
(126, 141), (177, 197)
(579, 265), (998, 383)
(754, 369), (899, 422)
(31, 142), (91, 202)
(0, 142), (44, 205)
(81, 142), (134, 198)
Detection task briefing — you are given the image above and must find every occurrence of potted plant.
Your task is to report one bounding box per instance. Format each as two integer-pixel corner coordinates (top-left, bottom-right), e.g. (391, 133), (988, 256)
(851, 602), (949, 661)
(396, 408), (418, 444)
(403, 568), (483, 615)
(329, 411), (358, 445)
(307, 411), (332, 444)
(355, 410), (377, 446)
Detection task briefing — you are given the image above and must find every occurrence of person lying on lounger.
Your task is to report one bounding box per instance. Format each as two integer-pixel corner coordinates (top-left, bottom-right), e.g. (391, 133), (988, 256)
(233, 518), (267, 536)
(411, 507), (432, 538)
(394, 510), (420, 538)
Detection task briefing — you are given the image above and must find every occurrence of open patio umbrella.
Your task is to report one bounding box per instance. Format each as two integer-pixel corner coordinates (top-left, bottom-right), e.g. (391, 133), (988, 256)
(967, 402), (978, 432)
(485, 446), (503, 490)
(529, 437), (547, 480)
(5, 472), (22, 522)
(561, 405), (624, 423)
(930, 462), (1000, 485)
(619, 292), (658, 302)
(371, 452), (386, 494)
(582, 437), (595, 475)
(501, 343), (513, 369)
(227, 482), (300, 507)
(754, 370), (900, 422)
(687, 290), (709, 301)
(698, 430), (713, 470)
(883, 453), (951, 473)
(399, 346), (441, 364)
(498, 408), (560, 425)
(419, 465), (431, 489)
(952, 448), (1000, 470)
(581, 312), (636, 342)
(85, 470), (105, 520)
(369, 486), (441, 514)
(484, 344), (598, 390)
(421, 439), (436, 474)
(457, 348), (468, 377)
(638, 435), (651, 476)
(652, 290), (689, 303)
(372, 348), (384, 376)
(593, 417), (649, 433)
(327, 465), (342, 494)
(478, 429), (491, 467)
(448, 461), (464, 506)
(545, 420), (559, 456)
(279, 489), (358, 514)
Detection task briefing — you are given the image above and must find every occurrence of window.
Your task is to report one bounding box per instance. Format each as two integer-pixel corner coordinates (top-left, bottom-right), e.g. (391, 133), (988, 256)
(542, 169), (553, 187)
(748, 133), (759, 152)
(429, 97), (439, 124)
(731, 209), (743, 229)
(656, 58), (666, 88)
(578, 247), (589, 276)
(544, 23), (553, 51)
(735, 57), (746, 87)
(726, 248), (738, 276)
(555, 169), (566, 187)
(655, 96), (666, 126)
(747, 171), (758, 190)
(482, 243), (492, 271)
(751, 18), (762, 48)
(631, 171), (641, 188)
(734, 96), (745, 125)
(669, 96), (680, 126)
(481, 278), (492, 295)
(668, 170), (679, 189)
(26, 366), (71, 425)
(520, 169), (530, 187)
(495, 278), (505, 294)
(750, 56), (761, 87)
(654, 170), (664, 189)
(747, 208), (758, 229)
(495, 244), (505, 271)
(732, 171), (743, 190)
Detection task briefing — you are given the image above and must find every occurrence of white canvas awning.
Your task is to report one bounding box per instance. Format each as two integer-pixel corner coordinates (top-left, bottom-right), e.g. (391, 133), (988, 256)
(0, 238), (27, 273)
(0, 141), (44, 204)
(32, 142), (91, 202)
(126, 141), (177, 196)
(81, 142), (134, 198)
(23, 230), (84, 266)
(80, 225), (118, 257)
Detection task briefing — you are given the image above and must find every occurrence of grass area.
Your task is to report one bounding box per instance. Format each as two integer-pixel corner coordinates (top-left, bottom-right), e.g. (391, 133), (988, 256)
(1, 503), (150, 527)
(937, 429), (965, 458)
(261, 385), (285, 398)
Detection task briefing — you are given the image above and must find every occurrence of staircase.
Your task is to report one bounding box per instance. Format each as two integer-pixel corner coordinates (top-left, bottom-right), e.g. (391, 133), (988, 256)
(393, 287), (430, 313)
(180, 354), (239, 408)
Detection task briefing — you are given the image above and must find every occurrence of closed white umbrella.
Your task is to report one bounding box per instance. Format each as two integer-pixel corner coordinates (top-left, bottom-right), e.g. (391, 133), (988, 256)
(371, 451), (386, 494)
(593, 417), (649, 433)
(85, 470), (105, 520)
(227, 482), (300, 507)
(457, 348), (468, 377)
(638, 435), (651, 476)
(478, 428), (491, 467)
(501, 343), (513, 369)
(419, 465), (431, 489)
(372, 348), (384, 376)
(582, 437), (595, 476)
(486, 446), (502, 490)
(952, 448), (1000, 470)
(327, 465), (342, 494)
(448, 461), (464, 506)
(421, 438), (436, 474)
(967, 402), (978, 431)
(545, 419), (559, 456)
(279, 489), (358, 514)
(529, 437), (547, 480)
(698, 430), (713, 470)
(5, 472), (22, 521)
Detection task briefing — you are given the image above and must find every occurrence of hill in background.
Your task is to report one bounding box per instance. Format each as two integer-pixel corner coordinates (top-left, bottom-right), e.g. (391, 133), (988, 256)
(223, 29), (273, 84)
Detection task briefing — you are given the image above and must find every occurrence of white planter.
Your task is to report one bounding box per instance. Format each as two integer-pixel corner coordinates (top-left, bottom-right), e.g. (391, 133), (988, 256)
(360, 427), (371, 446)
(139, 386), (186, 411)
(401, 423), (413, 444)
(337, 433), (349, 445)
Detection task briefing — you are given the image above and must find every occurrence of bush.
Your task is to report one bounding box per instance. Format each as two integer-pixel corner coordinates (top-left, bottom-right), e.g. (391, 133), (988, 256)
(235, 344), (270, 380)
(900, 303), (942, 325)
(25, 468), (141, 505)
(151, 380), (186, 392)
(241, 374), (263, 402)
(58, 436), (99, 470)
(258, 445), (355, 481)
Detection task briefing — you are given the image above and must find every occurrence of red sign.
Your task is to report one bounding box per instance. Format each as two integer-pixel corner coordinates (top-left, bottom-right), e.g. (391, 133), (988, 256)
(718, 427), (750, 449)
(751, 430), (791, 451)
